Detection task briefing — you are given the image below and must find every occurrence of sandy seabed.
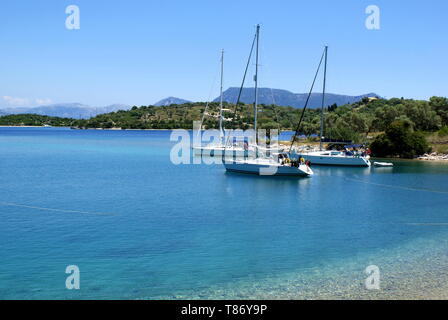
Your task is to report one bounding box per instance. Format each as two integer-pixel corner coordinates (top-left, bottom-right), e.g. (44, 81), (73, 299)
(155, 233), (448, 300)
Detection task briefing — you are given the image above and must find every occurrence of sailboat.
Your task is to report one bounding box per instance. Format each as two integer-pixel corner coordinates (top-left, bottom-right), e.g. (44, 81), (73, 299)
(223, 25), (313, 177)
(192, 50), (247, 157)
(297, 47), (371, 167)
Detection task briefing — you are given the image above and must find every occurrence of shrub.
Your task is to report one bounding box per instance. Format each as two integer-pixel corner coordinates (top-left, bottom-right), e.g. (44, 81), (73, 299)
(370, 120), (431, 158)
(438, 126), (448, 137)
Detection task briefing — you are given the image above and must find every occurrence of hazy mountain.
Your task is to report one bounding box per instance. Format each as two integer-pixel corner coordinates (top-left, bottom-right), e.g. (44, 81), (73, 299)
(154, 97), (192, 106)
(97, 104), (132, 114)
(0, 89), (380, 120)
(0, 103), (131, 119)
(212, 87), (380, 108)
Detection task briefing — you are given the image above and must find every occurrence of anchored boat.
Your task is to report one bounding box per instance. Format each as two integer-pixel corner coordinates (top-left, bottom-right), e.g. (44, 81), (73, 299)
(192, 50), (228, 156)
(193, 50), (253, 158)
(292, 46), (371, 167)
(300, 150), (371, 167)
(222, 25), (313, 177)
(225, 156), (313, 177)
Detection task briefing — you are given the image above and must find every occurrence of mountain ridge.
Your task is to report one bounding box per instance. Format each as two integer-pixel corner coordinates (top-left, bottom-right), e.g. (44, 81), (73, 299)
(0, 88), (380, 119)
(212, 87), (380, 108)
(154, 97), (191, 106)
(152, 88), (380, 108)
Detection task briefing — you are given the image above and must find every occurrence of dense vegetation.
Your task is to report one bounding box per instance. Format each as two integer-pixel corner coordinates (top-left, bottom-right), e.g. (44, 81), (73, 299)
(370, 120), (431, 158)
(75, 96), (448, 135)
(1, 96), (447, 158)
(0, 114), (77, 127)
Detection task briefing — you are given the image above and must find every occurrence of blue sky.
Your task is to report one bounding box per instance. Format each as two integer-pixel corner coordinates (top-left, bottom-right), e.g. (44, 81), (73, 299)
(0, 0), (447, 107)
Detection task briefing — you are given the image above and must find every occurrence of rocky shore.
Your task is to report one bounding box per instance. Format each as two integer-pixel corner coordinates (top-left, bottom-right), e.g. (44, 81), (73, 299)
(417, 152), (448, 161)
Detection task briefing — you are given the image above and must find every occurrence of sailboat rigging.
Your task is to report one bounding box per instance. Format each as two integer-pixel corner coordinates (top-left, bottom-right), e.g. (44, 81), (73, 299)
(223, 25), (313, 177)
(192, 49), (246, 157)
(219, 49), (224, 143)
(296, 46), (371, 167)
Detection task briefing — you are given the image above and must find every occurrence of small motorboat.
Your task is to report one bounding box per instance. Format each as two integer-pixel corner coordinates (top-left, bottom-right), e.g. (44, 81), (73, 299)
(373, 161), (393, 167)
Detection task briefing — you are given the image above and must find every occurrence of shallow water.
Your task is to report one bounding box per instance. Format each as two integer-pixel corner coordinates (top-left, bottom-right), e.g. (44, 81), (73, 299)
(0, 127), (447, 299)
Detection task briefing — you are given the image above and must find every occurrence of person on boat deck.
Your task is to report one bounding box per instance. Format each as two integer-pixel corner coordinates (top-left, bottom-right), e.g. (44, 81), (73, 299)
(278, 153), (284, 164)
(299, 157), (305, 164)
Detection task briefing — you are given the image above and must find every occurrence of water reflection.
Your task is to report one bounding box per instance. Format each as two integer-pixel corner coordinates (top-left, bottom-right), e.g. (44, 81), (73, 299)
(311, 165), (372, 177)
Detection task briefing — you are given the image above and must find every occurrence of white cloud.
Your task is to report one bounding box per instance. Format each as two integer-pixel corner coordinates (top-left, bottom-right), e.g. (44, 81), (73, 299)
(2, 95), (30, 107)
(35, 98), (53, 105)
(1, 96), (53, 108)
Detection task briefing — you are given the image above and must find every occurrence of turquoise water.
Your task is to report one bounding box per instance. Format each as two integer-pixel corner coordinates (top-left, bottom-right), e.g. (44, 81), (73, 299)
(0, 127), (447, 299)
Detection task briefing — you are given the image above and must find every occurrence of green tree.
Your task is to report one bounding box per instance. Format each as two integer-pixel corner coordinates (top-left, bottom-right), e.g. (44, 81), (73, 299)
(370, 120), (431, 158)
(429, 96), (448, 126)
(403, 100), (441, 131)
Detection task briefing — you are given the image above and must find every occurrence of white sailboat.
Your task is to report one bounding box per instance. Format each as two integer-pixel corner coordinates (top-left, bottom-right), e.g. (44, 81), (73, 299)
(297, 46), (371, 167)
(223, 25), (313, 177)
(299, 149), (371, 166)
(192, 50), (247, 157)
(225, 156), (313, 177)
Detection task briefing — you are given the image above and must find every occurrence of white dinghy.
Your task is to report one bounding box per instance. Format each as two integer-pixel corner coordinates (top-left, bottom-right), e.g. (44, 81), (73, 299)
(373, 161), (394, 167)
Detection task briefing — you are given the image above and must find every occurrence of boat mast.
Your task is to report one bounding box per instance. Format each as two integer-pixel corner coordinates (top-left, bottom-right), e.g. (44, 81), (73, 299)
(288, 48), (326, 153)
(219, 49), (224, 142)
(223, 29), (257, 151)
(319, 46), (328, 151)
(253, 24), (260, 147)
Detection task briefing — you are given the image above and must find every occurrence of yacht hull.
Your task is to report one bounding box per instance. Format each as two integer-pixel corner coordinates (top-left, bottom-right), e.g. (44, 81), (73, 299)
(301, 153), (371, 167)
(224, 160), (313, 177)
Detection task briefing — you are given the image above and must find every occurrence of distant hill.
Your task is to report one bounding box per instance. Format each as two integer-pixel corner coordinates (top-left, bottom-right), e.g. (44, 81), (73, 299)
(154, 97), (191, 106)
(212, 87), (380, 108)
(0, 88), (379, 119)
(0, 114), (76, 126)
(0, 103), (131, 119)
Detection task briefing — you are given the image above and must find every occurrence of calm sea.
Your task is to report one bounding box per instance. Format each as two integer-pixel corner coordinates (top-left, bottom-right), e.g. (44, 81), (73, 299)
(0, 127), (447, 299)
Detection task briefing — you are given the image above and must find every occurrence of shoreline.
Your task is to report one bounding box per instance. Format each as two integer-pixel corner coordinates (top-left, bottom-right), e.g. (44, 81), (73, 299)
(416, 158), (448, 163)
(0, 125), (173, 131)
(416, 152), (448, 162)
(0, 125), (55, 128)
(2, 126), (447, 162)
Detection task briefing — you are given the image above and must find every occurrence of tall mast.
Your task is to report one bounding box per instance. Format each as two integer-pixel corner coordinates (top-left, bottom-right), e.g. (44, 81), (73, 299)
(319, 46), (328, 151)
(254, 24), (260, 146)
(219, 49), (224, 141)
(288, 48), (326, 153)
